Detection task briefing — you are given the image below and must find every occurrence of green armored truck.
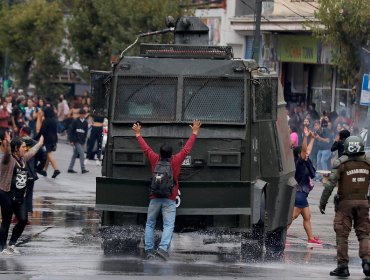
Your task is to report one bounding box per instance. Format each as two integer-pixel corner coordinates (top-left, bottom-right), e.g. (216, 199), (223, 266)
(92, 16), (296, 259)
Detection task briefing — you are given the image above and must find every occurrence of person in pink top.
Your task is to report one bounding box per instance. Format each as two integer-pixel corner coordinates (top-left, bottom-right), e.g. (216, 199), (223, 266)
(132, 120), (201, 261)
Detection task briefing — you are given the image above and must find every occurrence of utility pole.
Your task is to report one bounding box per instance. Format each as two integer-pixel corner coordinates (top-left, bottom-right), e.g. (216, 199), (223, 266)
(2, 0), (13, 97)
(252, 0), (262, 64)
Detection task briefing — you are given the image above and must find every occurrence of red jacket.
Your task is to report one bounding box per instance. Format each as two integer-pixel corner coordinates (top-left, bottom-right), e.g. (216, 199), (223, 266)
(136, 134), (197, 201)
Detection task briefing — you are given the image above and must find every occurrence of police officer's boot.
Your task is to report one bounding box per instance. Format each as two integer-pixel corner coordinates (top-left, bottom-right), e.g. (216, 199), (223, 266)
(330, 264), (350, 277)
(362, 259), (370, 276)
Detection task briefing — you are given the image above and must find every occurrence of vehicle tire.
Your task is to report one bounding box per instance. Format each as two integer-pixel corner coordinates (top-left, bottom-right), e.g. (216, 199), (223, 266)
(241, 190), (266, 262)
(101, 225), (144, 255)
(241, 237), (262, 261)
(265, 227), (287, 261)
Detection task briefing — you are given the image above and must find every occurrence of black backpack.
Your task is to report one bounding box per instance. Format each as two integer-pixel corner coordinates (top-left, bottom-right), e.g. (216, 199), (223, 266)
(150, 159), (174, 198)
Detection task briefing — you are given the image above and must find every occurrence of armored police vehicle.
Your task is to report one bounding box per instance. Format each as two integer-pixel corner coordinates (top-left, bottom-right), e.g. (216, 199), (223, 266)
(92, 17), (296, 259)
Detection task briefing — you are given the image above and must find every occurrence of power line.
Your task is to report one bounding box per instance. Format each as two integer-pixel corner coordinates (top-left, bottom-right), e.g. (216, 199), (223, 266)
(303, 1), (319, 10)
(273, 0), (317, 23)
(240, 0), (288, 31)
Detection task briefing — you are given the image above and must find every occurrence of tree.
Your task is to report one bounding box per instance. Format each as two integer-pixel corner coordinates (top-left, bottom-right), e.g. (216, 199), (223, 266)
(0, 0), (65, 95)
(312, 0), (370, 81)
(67, 0), (191, 76)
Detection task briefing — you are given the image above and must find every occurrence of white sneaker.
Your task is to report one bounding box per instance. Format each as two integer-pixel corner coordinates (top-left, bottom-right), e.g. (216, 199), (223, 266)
(1, 248), (14, 255)
(7, 245), (20, 255)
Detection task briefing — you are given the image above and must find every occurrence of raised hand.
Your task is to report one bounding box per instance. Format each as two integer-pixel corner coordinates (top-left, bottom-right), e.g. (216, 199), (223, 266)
(132, 122), (142, 137)
(5, 131), (10, 143)
(190, 120), (202, 135)
(304, 126), (310, 137)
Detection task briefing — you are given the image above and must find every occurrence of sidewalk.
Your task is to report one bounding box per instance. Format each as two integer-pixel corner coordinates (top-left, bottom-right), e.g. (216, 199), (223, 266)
(57, 132), (68, 144)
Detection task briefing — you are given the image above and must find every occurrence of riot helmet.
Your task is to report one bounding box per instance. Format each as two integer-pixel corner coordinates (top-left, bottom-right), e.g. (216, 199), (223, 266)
(343, 136), (365, 155)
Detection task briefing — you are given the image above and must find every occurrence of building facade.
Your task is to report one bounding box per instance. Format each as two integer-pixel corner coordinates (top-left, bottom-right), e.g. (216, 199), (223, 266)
(195, 0), (365, 128)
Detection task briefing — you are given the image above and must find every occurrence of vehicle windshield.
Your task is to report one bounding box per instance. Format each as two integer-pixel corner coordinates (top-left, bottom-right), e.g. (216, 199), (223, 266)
(113, 76), (245, 124)
(182, 77), (244, 123)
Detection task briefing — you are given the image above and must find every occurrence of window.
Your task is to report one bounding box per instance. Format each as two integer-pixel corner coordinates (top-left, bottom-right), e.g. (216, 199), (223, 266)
(114, 76), (177, 122)
(182, 77), (245, 124)
(253, 78), (277, 121)
(244, 36), (253, 59)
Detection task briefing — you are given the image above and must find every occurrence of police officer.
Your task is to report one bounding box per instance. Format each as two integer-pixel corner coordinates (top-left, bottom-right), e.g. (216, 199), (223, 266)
(319, 136), (370, 277)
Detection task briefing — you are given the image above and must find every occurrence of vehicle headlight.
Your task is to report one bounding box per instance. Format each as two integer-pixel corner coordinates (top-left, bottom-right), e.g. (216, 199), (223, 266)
(113, 149), (145, 165)
(208, 151), (241, 167)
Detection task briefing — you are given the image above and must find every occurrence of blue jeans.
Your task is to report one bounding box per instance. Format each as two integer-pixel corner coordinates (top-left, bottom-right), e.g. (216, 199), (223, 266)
(144, 198), (176, 252)
(316, 149), (332, 171)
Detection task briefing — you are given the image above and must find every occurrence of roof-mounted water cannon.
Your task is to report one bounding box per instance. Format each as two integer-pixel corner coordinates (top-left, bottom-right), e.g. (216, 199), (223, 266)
(173, 16), (209, 45)
(137, 16), (175, 38)
(119, 15), (232, 60)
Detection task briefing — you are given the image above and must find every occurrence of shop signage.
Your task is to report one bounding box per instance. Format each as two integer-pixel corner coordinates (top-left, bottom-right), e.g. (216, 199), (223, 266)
(277, 35), (318, 63)
(360, 74), (370, 106)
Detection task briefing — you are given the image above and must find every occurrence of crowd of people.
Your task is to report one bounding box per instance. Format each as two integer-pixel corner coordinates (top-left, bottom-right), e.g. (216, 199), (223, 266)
(0, 88), (103, 255)
(287, 102), (359, 248)
(287, 99), (370, 273)
(288, 101), (357, 175)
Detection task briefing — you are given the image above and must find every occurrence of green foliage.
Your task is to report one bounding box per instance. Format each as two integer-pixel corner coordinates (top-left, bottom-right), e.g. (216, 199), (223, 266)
(312, 0), (370, 80)
(0, 0), (64, 93)
(68, 0), (192, 75)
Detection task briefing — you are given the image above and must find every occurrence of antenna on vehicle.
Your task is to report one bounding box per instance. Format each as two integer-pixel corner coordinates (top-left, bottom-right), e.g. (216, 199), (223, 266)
(120, 16), (176, 58)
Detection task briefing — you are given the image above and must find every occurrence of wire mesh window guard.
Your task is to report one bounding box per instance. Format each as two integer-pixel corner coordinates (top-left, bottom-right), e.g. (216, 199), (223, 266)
(253, 78), (277, 122)
(90, 71), (111, 117)
(182, 77), (245, 124)
(114, 76), (177, 122)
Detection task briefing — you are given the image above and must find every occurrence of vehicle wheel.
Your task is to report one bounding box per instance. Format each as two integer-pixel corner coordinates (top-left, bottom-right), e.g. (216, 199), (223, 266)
(101, 225), (144, 255)
(241, 190), (266, 262)
(265, 227), (287, 261)
(241, 236), (262, 261)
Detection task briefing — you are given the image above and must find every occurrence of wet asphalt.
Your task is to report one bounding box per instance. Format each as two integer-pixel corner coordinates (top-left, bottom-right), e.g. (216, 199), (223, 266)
(0, 142), (368, 280)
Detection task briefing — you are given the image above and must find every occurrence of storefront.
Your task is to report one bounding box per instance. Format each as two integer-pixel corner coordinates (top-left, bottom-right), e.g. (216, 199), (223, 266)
(276, 35), (335, 115)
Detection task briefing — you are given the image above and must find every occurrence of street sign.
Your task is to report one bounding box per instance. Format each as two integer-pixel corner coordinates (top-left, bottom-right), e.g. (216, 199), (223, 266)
(360, 74), (370, 106)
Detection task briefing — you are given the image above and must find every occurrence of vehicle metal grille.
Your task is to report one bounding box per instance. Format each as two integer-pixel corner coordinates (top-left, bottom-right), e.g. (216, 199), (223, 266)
(253, 78), (277, 121)
(182, 77), (245, 124)
(140, 44), (233, 59)
(114, 76), (177, 122)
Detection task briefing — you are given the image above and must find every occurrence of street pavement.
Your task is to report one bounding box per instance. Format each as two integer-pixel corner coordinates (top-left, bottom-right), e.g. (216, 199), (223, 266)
(0, 141), (368, 279)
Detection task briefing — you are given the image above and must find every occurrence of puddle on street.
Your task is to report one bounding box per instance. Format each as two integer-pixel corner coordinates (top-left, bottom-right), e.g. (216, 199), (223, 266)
(5, 194), (359, 279)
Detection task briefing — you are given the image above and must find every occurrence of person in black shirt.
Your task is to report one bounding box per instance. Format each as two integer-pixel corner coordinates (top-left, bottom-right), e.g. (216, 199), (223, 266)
(20, 127), (47, 216)
(36, 107), (60, 178)
(67, 109), (89, 174)
(331, 129), (350, 158)
(289, 127), (323, 246)
(86, 116), (104, 161)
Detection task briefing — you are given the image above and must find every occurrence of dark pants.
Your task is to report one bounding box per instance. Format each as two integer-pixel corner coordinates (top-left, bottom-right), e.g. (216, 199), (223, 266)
(86, 126), (103, 160)
(35, 147), (47, 173)
(25, 180), (35, 213)
(334, 200), (370, 265)
(0, 190), (28, 250)
(68, 143), (86, 171)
